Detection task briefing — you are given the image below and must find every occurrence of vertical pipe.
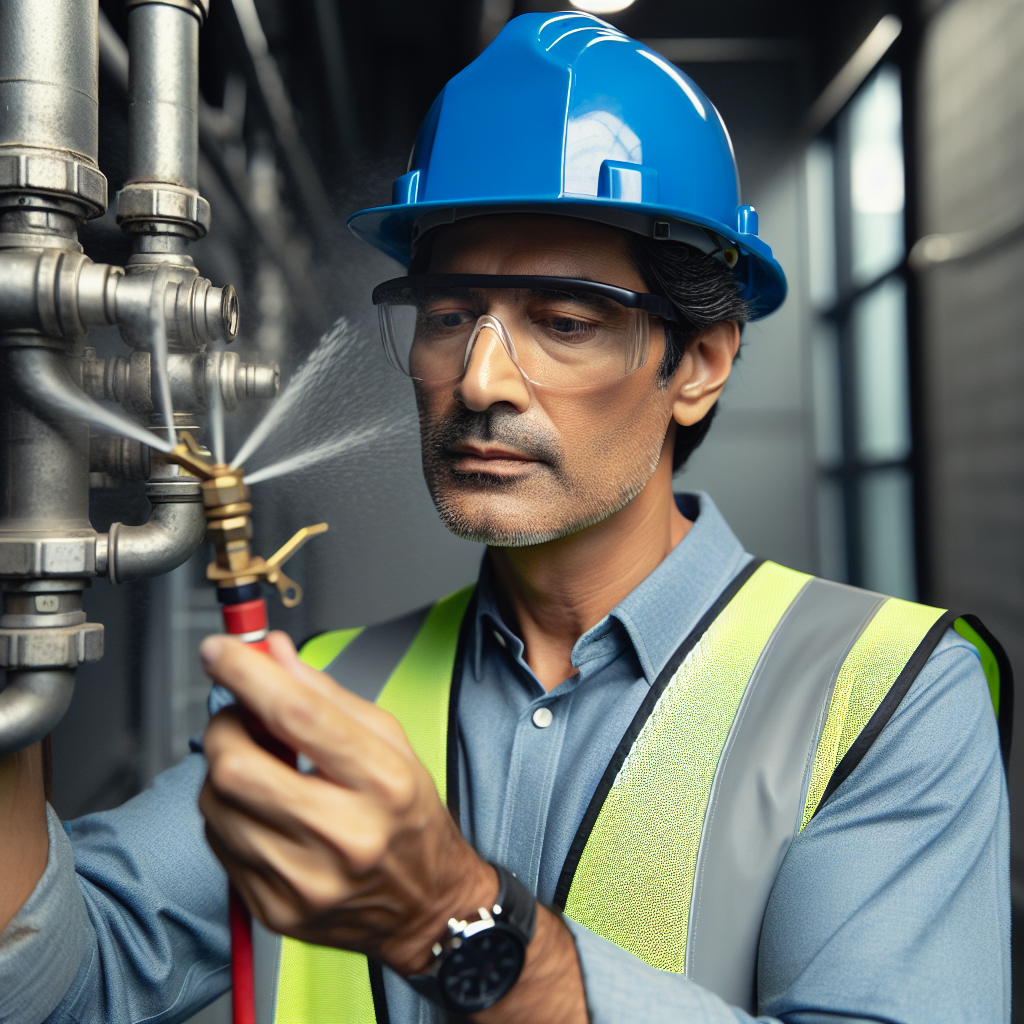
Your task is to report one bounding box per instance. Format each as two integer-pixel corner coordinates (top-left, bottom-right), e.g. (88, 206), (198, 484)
(126, 3), (200, 190)
(0, 0), (106, 754)
(0, 0), (99, 160)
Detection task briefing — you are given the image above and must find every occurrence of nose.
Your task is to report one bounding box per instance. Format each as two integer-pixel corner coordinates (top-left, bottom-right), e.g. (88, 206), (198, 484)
(453, 322), (531, 413)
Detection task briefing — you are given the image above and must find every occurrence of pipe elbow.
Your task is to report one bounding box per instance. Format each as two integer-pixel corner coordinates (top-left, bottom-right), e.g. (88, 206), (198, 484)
(105, 485), (206, 584)
(0, 671), (76, 756)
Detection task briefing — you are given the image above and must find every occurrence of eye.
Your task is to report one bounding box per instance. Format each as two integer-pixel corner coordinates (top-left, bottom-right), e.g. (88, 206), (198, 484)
(419, 307), (477, 333)
(547, 316), (592, 336)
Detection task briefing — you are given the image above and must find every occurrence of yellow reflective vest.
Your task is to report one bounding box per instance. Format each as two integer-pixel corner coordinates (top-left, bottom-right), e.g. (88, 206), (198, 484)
(251, 561), (1008, 1023)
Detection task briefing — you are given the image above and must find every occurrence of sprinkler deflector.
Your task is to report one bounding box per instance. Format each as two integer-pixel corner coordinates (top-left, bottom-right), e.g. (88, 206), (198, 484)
(168, 434), (328, 610)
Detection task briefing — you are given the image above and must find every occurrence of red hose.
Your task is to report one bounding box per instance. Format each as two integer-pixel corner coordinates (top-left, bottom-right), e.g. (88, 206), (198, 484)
(229, 888), (256, 1024)
(222, 595), (268, 1024)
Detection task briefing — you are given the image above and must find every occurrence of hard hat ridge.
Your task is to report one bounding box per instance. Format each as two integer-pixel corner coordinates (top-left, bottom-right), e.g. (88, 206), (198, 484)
(348, 12), (787, 319)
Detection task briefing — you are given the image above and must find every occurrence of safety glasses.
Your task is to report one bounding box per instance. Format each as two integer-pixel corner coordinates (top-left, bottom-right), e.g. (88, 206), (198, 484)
(371, 274), (680, 389)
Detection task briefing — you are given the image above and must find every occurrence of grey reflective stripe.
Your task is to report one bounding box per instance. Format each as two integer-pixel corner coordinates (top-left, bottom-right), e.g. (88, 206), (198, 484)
(253, 920), (282, 1024)
(324, 604), (431, 701)
(685, 578), (884, 1009)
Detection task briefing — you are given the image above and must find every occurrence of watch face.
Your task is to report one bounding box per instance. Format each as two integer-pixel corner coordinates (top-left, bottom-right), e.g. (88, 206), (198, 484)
(439, 924), (526, 1013)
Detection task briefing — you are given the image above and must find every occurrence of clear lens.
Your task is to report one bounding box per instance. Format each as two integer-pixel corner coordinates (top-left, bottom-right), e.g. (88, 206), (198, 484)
(377, 286), (650, 387)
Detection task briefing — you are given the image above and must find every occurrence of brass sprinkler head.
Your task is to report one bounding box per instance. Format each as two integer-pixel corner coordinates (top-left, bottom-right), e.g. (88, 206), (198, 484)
(167, 433), (328, 608)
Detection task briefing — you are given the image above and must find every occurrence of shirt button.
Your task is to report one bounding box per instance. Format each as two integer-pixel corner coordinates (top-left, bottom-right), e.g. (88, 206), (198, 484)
(532, 707), (553, 729)
(493, 630), (507, 648)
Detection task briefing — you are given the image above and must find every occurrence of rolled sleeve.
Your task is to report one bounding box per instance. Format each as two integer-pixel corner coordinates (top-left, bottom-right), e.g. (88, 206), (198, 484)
(48, 752), (231, 1024)
(0, 804), (91, 1024)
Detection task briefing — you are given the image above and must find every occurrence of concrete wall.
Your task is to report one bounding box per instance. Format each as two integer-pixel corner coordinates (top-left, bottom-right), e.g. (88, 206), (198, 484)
(675, 61), (819, 574)
(914, 0), (1024, 1011)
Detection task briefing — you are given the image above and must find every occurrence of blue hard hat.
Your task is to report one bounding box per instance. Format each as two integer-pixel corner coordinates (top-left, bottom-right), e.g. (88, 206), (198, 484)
(348, 12), (786, 319)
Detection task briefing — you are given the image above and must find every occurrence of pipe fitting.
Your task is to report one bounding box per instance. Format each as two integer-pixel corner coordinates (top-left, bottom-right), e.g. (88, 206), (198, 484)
(115, 265), (238, 350)
(104, 478), (205, 584)
(0, 670), (77, 756)
(82, 347), (277, 417)
(90, 432), (151, 481)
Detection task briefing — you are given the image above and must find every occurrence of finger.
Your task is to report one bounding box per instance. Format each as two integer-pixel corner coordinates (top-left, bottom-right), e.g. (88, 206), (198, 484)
(204, 710), (404, 870)
(200, 637), (416, 794)
(264, 630), (411, 749)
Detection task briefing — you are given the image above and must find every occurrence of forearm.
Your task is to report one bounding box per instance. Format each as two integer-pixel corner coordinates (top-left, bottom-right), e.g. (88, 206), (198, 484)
(0, 742), (49, 932)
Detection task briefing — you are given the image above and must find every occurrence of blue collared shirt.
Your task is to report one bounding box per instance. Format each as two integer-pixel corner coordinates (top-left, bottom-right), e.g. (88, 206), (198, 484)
(0, 494), (1009, 1023)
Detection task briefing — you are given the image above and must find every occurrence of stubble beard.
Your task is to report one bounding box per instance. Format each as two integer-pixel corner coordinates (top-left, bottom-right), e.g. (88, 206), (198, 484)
(419, 403), (665, 547)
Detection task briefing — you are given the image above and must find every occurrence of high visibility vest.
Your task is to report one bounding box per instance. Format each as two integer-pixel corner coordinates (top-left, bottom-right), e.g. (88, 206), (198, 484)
(253, 561), (1010, 1023)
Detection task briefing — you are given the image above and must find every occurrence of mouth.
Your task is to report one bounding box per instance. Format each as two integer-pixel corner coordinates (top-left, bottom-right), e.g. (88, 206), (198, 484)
(448, 443), (541, 476)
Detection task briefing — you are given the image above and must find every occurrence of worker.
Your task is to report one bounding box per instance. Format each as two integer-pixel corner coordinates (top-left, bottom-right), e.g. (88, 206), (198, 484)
(0, 12), (1011, 1024)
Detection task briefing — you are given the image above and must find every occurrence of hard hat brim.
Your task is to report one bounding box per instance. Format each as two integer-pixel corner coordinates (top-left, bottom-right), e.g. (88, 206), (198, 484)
(347, 197), (787, 321)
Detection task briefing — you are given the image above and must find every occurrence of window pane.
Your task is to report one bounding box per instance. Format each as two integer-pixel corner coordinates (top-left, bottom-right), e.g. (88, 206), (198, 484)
(849, 65), (905, 285)
(812, 320), (843, 466)
(853, 276), (910, 462)
(817, 477), (847, 583)
(860, 468), (916, 599)
(805, 141), (837, 309)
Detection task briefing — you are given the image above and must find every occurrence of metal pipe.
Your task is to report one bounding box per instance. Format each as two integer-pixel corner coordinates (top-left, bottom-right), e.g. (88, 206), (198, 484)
(0, 0), (112, 756)
(119, 0), (211, 247)
(0, 348), (92, 540)
(0, 670), (76, 757)
(0, 0), (105, 221)
(127, 3), (200, 191)
(105, 488), (206, 584)
(6, 345), (174, 455)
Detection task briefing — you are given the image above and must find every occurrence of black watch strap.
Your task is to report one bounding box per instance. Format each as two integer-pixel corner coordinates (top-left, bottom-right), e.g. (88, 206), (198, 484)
(492, 862), (537, 944)
(407, 862), (536, 1012)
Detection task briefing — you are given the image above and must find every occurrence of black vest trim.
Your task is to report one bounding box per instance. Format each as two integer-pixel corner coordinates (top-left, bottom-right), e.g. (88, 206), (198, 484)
(812, 609), (956, 818)
(446, 589), (477, 826)
(959, 613), (1014, 768)
(550, 557), (766, 913)
(368, 959), (390, 1024)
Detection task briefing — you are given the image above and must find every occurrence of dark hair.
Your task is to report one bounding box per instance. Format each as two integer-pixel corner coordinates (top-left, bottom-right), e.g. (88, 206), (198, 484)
(410, 222), (750, 472)
(625, 235), (750, 471)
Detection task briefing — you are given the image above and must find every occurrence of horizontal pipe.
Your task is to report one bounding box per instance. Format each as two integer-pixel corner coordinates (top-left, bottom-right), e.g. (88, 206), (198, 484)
(106, 497), (206, 584)
(0, 670), (75, 757)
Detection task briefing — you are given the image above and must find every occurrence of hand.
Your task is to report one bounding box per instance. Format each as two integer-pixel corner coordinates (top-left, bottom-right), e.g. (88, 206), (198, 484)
(198, 630), (494, 974)
(199, 631), (587, 1022)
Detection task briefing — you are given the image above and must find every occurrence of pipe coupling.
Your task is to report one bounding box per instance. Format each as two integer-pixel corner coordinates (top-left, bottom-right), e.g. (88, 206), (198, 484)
(115, 265), (238, 349)
(0, 250), (122, 339)
(116, 182), (211, 240)
(124, 0), (210, 24)
(82, 348), (278, 415)
(0, 146), (108, 220)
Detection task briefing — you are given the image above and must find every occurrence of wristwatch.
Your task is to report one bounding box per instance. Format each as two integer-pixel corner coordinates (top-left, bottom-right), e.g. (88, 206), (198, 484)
(407, 862), (537, 1014)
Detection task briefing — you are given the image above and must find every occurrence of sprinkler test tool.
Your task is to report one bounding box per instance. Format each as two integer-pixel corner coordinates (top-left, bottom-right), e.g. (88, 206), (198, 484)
(168, 432), (327, 1024)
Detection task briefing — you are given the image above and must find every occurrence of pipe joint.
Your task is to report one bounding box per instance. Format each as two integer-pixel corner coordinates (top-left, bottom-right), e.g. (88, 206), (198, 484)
(104, 478), (205, 585)
(82, 347), (277, 418)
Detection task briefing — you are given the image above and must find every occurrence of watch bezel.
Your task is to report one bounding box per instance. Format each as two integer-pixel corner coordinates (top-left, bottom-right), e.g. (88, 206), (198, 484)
(435, 917), (528, 1013)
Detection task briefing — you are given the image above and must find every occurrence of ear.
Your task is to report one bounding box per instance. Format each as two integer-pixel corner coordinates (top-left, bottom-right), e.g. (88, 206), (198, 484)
(669, 321), (741, 427)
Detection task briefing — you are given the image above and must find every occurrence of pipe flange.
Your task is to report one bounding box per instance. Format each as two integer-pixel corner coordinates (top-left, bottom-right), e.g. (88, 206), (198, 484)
(116, 183), (212, 239)
(0, 536), (97, 576)
(0, 621), (104, 669)
(0, 148), (107, 219)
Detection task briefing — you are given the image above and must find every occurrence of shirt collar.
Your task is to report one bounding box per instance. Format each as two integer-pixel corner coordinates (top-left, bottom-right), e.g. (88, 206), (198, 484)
(471, 492), (752, 686)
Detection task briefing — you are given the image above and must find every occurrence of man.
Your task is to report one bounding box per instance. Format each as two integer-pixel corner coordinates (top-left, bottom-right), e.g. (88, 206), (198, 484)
(0, 12), (1010, 1024)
